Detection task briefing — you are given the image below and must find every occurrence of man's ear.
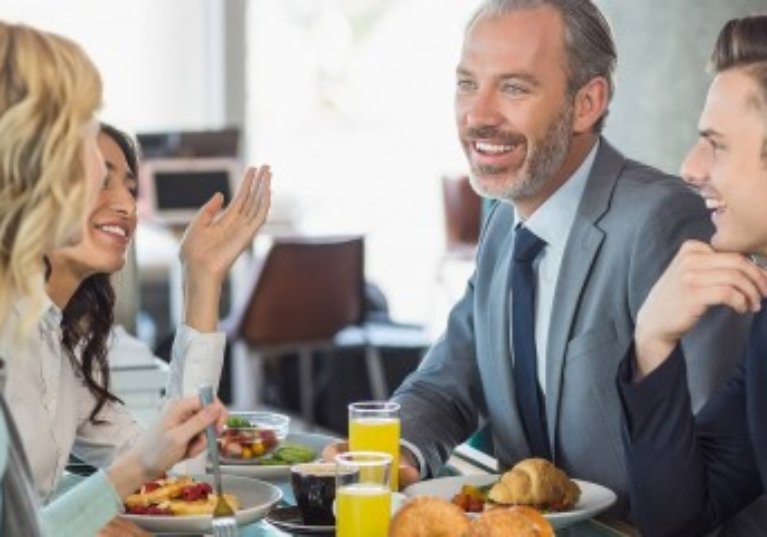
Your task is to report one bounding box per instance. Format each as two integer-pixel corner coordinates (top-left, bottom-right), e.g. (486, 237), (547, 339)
(572, 76), (610, 134)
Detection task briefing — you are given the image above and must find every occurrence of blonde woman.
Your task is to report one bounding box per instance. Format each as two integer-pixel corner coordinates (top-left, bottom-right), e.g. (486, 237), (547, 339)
(0, 21), (223, 536)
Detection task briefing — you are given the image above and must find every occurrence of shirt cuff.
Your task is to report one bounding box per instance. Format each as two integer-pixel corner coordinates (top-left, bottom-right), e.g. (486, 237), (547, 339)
(169, 324), (226, 397)
(400, 438), (428, 480)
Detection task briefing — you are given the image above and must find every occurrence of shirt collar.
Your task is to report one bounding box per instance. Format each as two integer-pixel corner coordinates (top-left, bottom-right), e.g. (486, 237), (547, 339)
(517, 140), (600, 249)
(11, 293), (62, 329)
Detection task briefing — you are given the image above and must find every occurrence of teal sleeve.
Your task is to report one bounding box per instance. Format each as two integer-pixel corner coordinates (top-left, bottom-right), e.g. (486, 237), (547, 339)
(40, 470), (122, 536)
(0, 410), (7, 534)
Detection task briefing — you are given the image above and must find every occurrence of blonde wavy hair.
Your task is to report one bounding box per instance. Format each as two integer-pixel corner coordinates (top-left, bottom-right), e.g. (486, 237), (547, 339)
(0, 22), (102, 327)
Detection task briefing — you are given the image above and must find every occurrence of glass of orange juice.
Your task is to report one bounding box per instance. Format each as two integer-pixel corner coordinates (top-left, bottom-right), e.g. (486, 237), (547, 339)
(348, 401), (401, 491)
(335, 451), (392, 537)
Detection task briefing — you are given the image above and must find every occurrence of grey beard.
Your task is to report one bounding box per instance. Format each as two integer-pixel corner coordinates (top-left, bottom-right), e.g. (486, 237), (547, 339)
(474, 106), (574, 203)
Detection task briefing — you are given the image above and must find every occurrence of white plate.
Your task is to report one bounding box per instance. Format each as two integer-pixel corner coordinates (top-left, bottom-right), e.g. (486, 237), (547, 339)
(217, 432), (337, 481)
(403, 474), (617, 530)
(120, 474), (281, 534)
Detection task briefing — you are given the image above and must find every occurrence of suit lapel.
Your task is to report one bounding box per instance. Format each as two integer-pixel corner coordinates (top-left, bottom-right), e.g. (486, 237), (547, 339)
(545, 141), (626, 453)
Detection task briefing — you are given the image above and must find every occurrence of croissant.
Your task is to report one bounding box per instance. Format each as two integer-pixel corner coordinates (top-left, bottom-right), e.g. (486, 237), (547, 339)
(487, 458), (580, 511)
(389, 496), (470, 537)
(465, 506), (554, 537)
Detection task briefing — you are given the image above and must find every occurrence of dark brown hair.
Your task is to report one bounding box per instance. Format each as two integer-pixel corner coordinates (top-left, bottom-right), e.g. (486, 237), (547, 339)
(711, 15), (767, 160)
(59, 122), (139, 422)
(711, 15), (767, 73)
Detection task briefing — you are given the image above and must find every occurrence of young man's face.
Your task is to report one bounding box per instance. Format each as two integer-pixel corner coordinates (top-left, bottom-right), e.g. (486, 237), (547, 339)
(681, 68), (767, 256)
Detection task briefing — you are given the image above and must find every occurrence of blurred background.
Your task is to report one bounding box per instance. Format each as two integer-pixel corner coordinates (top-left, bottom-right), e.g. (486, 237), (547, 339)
(4, 0), (765, 430)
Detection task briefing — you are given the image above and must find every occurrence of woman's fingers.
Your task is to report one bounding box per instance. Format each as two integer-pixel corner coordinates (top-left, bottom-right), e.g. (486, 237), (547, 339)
(254, 172), (272, 224)
(246, 166), (271, 221)
(231, 166), (257, 217)
(213, 164), (270, 227)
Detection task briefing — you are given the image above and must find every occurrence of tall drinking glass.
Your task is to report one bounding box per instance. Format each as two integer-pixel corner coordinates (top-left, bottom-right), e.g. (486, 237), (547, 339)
(348, 401), (401, 490)
(335, 451), (392, 537)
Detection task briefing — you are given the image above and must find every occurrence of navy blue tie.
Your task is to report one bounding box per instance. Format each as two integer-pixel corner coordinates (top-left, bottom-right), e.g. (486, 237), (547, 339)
(511, 226), (552, 460)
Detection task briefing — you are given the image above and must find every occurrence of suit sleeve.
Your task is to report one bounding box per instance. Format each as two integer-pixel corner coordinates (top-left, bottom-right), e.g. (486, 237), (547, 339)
(391, 202), (508, 478)
(392, 272), (485, 477)
(618, 343), (761, 537)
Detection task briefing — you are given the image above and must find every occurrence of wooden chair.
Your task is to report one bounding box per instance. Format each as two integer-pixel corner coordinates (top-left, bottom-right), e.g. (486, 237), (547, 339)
(435, 175), (483, 300)
(442, 174), (482, 257)
(224, 235), (365, 424)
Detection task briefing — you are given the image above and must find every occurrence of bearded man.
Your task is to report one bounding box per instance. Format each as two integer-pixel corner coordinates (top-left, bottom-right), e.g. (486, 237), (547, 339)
(387, 0), (749, 518)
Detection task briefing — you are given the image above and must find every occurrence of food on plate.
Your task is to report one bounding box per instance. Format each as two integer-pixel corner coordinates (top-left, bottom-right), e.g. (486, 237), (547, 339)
(390, 496), (554, 537)
(389, 496), (470, 537)
(218, 412), (291, 460)
(259, 444), (316, 465)
(465, 506), (554, 537)
(223, 442), (317, 466)
(124, 476), (240, 516)
(451, 484), (491, 513)
(219, 421), (279, 460)
(487, 458), (580, 512)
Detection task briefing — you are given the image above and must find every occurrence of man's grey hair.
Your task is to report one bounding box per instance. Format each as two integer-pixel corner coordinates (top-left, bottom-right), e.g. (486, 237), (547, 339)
(467, 0), (617, 133)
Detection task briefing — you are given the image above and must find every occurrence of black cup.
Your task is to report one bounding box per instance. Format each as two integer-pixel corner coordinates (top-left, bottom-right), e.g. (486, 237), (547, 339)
(290, 463), (336, 525)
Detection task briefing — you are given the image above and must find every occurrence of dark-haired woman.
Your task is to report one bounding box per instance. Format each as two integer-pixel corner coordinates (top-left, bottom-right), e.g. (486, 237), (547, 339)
(0, 124), (272, 499)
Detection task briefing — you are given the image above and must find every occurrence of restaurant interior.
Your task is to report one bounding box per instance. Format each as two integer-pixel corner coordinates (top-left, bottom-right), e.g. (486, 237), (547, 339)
(4, 0), (766, 535)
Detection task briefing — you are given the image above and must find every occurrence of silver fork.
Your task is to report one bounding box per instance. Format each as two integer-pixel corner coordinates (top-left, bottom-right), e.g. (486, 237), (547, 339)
(199, 385), (239, 537)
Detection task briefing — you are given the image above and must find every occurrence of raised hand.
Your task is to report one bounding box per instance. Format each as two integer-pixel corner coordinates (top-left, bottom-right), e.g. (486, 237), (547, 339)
(180, 165), (271, 279)
(634, 240), (767, 379)
(179, 165), (272, 331)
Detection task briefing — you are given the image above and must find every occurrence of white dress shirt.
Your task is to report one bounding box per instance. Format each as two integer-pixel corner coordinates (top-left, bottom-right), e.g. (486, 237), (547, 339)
(0, 297), (225, 499)
(516, 141), (598, 392)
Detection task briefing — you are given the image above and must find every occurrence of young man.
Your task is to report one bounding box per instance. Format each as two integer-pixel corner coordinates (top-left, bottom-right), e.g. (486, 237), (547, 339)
(619, 15), (767, 536)
(387, 0), (749, 516)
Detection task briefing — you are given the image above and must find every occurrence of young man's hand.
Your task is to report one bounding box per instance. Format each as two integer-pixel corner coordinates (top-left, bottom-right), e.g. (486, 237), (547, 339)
(634, 240), (767, 380)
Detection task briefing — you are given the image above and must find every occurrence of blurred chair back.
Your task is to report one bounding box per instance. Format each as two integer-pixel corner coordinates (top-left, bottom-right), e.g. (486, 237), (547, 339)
(442, 174), (482, 252)
(225, 235), (365, 421)
(231, 235), (364, 345)
(431, 175), (483, 314)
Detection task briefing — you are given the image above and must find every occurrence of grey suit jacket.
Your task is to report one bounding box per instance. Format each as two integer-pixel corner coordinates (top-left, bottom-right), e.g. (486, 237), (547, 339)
(393, 140), (751, 516)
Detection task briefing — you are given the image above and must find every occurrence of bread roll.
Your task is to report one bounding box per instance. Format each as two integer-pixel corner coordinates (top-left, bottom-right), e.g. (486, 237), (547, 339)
(487, 458), (580, 511)
(466, 506), (554, 537)
(389, 496), (470, 537)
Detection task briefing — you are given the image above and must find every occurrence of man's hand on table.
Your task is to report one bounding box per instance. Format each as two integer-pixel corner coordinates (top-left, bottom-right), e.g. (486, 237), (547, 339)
(321, 440), (421, 490)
